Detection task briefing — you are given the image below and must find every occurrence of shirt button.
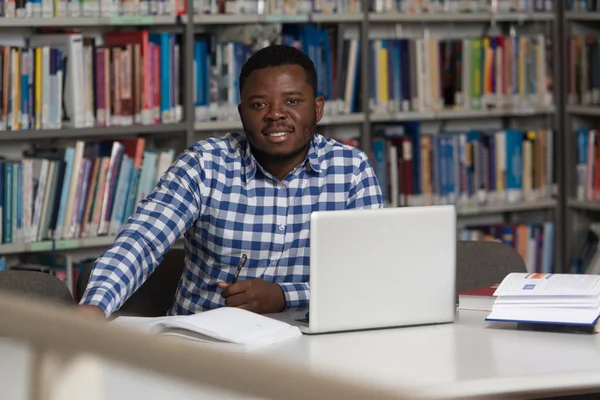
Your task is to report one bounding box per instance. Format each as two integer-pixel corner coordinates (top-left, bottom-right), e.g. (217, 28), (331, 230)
(278, 224), (285, 231)
(278, 183), (286, 190)
(271, 261), (277, 267)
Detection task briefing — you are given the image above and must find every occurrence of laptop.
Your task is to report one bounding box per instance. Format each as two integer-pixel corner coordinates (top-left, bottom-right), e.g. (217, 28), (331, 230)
(295, 205), (457, 334)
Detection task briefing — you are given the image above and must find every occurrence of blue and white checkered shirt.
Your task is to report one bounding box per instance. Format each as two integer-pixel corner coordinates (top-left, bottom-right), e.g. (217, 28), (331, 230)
(80, 132), (383, 317)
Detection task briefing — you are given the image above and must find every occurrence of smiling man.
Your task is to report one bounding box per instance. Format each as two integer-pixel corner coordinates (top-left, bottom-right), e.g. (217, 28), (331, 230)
(79, 44), (383, 318)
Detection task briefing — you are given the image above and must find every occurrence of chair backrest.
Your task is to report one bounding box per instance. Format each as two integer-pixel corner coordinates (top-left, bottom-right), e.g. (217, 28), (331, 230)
(455, 240), (527, 294)
(76, 249), (186, 317)
(0, 271), (74, 305)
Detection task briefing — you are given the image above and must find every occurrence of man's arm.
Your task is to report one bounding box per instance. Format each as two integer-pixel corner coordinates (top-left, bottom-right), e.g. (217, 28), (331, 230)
(79, 149), (205, 317)
(274, 153), (384, 311)
(346, 153), (384, 210)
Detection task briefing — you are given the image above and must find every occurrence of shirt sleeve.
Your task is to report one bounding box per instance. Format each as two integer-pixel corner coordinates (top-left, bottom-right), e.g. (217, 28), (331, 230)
(277, 282), (309, 310)
(346, 152), (384, 210)
(79, 149), (205, 317)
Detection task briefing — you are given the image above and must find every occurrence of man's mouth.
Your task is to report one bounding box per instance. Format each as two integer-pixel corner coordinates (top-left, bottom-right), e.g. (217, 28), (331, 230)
(265, 131), (291, 137)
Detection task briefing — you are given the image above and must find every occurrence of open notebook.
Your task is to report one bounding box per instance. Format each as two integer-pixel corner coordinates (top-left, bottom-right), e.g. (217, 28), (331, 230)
(112, 307), (302, 352)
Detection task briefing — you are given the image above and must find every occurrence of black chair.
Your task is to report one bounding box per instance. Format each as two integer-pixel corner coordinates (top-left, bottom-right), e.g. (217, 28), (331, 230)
(455, 240), (527, 294)
(75, 248), (186, 317)
(0, 270), (74, 305)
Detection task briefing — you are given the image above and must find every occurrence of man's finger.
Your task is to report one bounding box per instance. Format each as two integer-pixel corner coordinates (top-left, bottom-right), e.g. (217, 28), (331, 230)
(217, 282), (229, 289)
(224, 292), (249, 307)
(221, 281), (249, 297)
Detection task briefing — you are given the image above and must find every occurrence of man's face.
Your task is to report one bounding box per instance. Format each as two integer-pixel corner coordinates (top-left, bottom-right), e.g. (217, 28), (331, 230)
(238, 64), (324, 163)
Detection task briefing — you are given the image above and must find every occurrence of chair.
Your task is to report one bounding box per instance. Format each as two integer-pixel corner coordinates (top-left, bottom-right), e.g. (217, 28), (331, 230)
(0, 270), (74, 305)
(75, 248), (186, 317)
(455, 240), (527, 294)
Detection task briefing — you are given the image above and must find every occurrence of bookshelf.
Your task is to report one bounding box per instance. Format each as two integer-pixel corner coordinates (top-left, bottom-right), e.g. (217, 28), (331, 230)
(0, 0), (564, 288)
(563, 2), (600, 274)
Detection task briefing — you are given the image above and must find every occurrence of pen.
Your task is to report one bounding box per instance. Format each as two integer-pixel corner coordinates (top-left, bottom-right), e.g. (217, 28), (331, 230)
(232, 254), (248, 284)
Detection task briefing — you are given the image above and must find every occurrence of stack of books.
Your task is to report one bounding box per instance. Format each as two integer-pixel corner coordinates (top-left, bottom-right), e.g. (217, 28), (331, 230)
(485, 273), (600, 333)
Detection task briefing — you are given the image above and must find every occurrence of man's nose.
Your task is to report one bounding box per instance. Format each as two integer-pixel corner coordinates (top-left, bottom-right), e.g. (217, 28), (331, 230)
(265, 103), (286, 121)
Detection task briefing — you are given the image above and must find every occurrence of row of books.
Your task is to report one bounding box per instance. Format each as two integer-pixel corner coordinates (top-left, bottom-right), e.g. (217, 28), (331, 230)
(568, 36), (600, 108)
(372, 0), (555, 13)
(369, 123), (554, 208)
(575, 127), (600, 202)
(193, 27), (360, 122)
(460, 222), (555, 274)
(0, 0), (185, 17)
(0, 0), (363, 19)
(369, 33), (553, 115)
(0, 137), (175, 245)
(0, 30), (183, 132)
(194, 0), (361, 15)
(567, 0), (600, 11)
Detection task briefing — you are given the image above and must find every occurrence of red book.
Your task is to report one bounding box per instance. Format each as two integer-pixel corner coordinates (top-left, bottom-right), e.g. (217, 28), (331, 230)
(458, 284), (499, 311)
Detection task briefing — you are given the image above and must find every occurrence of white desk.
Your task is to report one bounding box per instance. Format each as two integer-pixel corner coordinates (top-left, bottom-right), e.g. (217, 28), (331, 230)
(5, 309), (600, 400)
(255, 309), (600, 399)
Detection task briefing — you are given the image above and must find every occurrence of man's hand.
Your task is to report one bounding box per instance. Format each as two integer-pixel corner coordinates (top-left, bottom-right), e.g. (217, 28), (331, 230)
(77, 305), (106, 319)
(217, 279), (285, 314)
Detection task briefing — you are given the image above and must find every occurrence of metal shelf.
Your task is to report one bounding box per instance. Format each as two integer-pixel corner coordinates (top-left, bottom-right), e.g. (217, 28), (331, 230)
(193, 14), (262, 24)
(0, 235), (185, 256)
(194, 120), (242, 132)
(371, 106), (555, 122)
(194, 113), (365, 132)
(566, 105), (600, 117)
(565, 12), (600, 21)
(311, 12), (363, 22)
(0, 15), (180, 27)
(193, 12), (363, 25)
(0, 236), (116, 256)
(368, 12), (554, 23)
(456, 199), (557, 217)
(319, 113), (365, 125)
(0, 123), (188, 141)
(568, 199), (600, 211)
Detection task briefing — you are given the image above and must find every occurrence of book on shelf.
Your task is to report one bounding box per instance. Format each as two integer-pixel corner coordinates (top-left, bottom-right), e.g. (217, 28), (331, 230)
(371, 0), (555, 14)
(0, 30), (182, 133)
(485, 273), (600, 333)
(0, 138), (175, 246)
(575, 128), (600, 202)
(568, 35), (600, 107)
(461, 223), (555, 273)
(368, 32), (553, 116)
(112, 307), (303, 352)
(367, 122), (554, 210)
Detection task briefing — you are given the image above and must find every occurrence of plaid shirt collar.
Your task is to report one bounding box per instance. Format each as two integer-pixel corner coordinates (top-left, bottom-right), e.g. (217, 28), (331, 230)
(237, 132), (324, 182)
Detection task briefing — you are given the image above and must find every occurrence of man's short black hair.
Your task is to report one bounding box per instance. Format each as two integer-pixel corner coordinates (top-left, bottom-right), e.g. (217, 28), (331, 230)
(239, 44), (318, 97)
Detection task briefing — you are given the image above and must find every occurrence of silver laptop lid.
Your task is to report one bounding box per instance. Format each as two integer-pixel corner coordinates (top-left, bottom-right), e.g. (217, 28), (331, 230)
(308, 205), (457, 333)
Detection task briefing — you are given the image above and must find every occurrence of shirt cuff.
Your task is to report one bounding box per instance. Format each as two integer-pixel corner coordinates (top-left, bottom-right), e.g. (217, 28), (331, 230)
(277, 282), (309, 310)
(79, 287), (117, 318)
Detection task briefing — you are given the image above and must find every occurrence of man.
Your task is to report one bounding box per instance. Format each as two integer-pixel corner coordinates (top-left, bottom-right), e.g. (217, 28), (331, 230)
(79, 44), (383, 318)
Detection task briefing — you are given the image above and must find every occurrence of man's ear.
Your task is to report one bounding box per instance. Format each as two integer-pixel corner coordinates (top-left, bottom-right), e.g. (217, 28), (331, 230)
(315, 96), (325, 123)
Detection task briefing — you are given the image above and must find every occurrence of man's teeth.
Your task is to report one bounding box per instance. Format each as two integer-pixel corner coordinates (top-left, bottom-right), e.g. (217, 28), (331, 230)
(268, 132), (289, 137)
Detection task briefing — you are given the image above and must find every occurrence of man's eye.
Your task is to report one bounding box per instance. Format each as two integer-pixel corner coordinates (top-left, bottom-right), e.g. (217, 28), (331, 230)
(252, 102), (266, 108)
(287, 98), (299, 105)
